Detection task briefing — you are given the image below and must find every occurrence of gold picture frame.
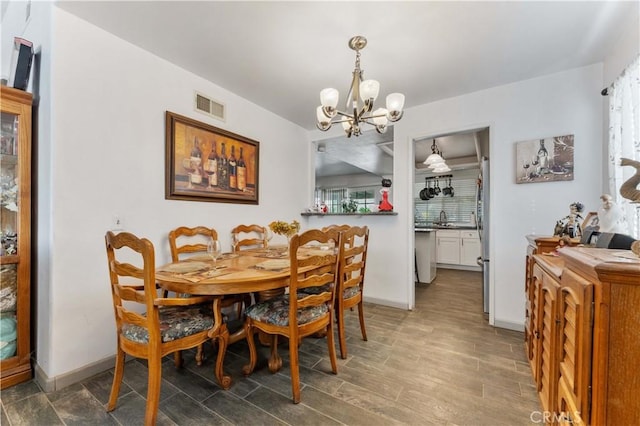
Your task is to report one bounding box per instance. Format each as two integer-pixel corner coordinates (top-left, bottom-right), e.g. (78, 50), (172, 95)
(165, 111), (259, 204)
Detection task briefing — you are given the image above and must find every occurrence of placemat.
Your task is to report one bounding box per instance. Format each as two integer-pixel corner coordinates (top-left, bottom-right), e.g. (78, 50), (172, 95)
(254, 259), (290, 271)
(159, 261), (209, 273)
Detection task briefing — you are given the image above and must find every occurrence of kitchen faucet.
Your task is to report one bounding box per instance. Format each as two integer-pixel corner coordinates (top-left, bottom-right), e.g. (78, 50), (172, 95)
(439, 210), (448, 224)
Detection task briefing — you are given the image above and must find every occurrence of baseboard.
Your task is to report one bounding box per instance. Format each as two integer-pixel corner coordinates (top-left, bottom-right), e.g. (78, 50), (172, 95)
(363, 296), (409, 310)
(34, 354), (121, 392)
(493, 319), (524, 332)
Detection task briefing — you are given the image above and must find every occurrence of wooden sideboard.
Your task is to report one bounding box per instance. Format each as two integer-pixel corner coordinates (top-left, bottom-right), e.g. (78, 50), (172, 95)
(525, 241), (640, 425)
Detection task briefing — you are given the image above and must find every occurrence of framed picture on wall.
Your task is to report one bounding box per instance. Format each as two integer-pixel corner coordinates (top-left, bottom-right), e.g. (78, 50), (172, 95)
(515, 134), (574, 184)
(165, 111), (259, 204)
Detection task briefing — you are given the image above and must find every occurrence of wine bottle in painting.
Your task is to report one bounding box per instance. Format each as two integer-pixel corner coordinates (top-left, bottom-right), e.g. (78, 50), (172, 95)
(190, 137), (203, 185)
(228, 145), (237, 191)
(207, 141), (218, 187)
(237, 147), (246, 191)
(537, 139), (549, 172)
(218, 142), (229, 190)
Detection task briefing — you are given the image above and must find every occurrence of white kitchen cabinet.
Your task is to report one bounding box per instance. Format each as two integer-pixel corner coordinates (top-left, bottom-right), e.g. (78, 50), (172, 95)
(436, 230), (461, 264)
(436, 229), (481, 268)
(460, 230), (481, 266)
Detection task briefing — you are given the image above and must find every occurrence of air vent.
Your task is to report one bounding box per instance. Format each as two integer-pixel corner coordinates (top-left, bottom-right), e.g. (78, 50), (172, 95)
(194, 91), (225, 121)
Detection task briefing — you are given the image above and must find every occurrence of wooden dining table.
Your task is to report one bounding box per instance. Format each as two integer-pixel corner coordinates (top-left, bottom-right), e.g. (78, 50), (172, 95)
(154, 245), (334, 389)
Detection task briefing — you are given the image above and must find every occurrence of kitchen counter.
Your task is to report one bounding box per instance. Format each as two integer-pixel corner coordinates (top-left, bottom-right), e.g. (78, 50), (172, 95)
(415, 224), (477, 231)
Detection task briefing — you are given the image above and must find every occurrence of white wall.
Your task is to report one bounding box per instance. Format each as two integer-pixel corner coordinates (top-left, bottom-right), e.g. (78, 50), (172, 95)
(397, 64), (605, 328)
(41, 8), (310, 380)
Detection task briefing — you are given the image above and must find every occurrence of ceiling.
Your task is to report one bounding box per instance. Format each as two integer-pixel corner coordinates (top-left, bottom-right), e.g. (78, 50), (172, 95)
(55, 1), (635, 178)
(56, 1), (635, 133)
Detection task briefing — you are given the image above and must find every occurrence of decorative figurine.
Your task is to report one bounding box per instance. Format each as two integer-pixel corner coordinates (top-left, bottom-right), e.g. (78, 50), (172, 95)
(378, 178), (393, 212)
(598, 194), (627, 233)
(554, 201), (584, 238)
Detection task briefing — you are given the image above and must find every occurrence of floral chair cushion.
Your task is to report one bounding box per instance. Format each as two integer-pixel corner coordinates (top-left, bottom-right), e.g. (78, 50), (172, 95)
(122, 304), (213, 344)
(245, 294), (329, 327)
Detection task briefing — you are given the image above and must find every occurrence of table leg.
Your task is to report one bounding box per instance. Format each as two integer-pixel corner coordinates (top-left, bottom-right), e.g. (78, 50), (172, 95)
(208, 298), (232, 389)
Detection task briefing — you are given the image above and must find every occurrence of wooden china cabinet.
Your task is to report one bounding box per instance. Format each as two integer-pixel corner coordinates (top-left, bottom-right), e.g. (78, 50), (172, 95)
(524, 239), (640, 425)
(0, 86), (33, 388)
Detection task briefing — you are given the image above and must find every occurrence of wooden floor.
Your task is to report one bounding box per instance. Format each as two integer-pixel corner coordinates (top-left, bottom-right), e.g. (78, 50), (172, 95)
(0, 269), (540, 425)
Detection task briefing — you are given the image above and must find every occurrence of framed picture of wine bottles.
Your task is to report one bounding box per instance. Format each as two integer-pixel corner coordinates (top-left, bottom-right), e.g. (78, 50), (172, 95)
(165, 111), (259, 204)
(515, 134), (574, 184)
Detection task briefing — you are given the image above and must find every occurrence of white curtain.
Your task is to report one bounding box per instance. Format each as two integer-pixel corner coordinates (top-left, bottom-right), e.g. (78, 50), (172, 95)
(608, 55), (640, 239)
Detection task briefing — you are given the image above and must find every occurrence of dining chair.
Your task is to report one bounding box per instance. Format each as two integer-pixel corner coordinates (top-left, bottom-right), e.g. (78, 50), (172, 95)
(334, 225), (370, 359)
(168, 225), (248, 368)
(168, 225), (218, 262)
(242, 228), (342, 403)
(321, 224), (354, 247)
(105, 231), (216, 425)
(230, 224), (268, 251)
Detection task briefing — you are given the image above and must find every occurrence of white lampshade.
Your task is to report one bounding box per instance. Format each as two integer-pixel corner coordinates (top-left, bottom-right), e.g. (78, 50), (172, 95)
(424, 153), (444, 165)
(386, 93), (405, 111)
(316, 106), (329, 123)
(360, 79), (380, 101)
(320, 88), (339, 108)
(432, 164), (451, 173)
(372, 108), (388, 126)
(341, 120), (352, 131)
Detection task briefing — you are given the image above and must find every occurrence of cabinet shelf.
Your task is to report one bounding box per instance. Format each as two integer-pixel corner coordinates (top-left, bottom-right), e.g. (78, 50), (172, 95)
(0, 86), (32, 389)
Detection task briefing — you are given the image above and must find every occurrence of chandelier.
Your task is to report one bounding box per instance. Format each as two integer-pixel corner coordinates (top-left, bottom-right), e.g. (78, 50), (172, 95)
(316, 36), (405, 137)
(423, 139), (451, 173)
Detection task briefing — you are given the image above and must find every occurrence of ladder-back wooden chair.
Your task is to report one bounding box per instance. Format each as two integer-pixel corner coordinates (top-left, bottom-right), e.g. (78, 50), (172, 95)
(321, 224), (354, 247)
(335, 226), (370, 359)
(242, 228), (342, 403)
(231, 224), (268, 251)
(168, 226), (248, 372)
(105, 231), (215, 425)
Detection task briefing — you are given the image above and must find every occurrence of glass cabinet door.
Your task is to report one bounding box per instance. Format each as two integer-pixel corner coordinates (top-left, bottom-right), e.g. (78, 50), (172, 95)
(0, 111), (20, 361)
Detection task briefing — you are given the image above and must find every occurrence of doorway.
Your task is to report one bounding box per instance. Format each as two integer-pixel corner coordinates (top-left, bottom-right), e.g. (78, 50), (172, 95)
(412, 127), (491, 316)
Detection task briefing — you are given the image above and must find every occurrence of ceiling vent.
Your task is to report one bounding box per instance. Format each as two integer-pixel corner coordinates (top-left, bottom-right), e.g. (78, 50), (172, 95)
(194, 91), (225, 121)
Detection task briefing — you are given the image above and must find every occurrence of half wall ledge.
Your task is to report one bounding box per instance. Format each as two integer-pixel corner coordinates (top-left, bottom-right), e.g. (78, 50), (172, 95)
(300, 212), (398, 216)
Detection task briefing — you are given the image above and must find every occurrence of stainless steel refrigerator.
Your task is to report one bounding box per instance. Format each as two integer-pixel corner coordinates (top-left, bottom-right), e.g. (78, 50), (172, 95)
(476, 157), (490, 314)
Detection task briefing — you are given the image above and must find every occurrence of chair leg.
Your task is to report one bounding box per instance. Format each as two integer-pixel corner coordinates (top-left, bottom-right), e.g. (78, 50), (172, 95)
(288, 336), (301, 404)
(173, 351), (183, 368)
(336, 304), (348, 360)
(145, 353), (162, 426)
(357, 300), (367, 341)
(107, 346), (126, 411)
(268, 335), (282, 373)
(242, 321), (258, 376)
(326, 319), (338, 374)
(195, 344), (205, 366)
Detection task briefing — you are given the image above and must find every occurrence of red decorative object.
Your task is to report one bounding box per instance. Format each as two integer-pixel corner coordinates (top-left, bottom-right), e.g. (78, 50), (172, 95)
(378, 179), (393, 212)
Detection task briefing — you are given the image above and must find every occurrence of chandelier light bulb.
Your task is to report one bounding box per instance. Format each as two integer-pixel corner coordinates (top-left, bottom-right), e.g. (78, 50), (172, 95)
(320, 88), (339, 109)
(360, 79), (380, 102)
(386, 93), (405, 119)
(372, 108), (388, 126)
(316, 106), (332, 131)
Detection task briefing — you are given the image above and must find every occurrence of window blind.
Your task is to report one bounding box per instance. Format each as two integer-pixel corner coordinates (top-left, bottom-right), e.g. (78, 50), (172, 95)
(414, 176), (478, 224)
